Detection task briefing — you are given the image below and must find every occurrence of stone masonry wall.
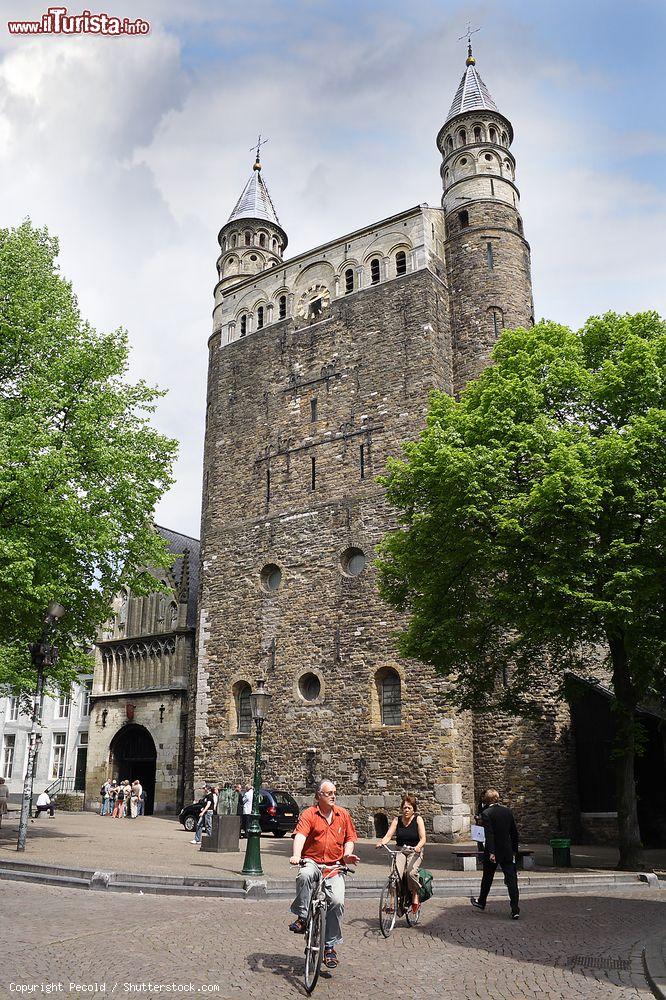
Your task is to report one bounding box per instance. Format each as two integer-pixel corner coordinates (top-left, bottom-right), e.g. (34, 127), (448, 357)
(445, 199), (533, 393)
(196, 269), (476, 838)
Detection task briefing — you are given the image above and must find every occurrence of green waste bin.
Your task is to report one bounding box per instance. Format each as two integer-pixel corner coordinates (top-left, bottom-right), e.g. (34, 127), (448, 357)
(549, 838), (571, 867)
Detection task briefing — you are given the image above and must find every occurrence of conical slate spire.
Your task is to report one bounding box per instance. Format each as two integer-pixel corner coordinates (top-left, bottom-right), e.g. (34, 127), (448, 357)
(444, 47), (501, 124)
(226, 158), (282, 227)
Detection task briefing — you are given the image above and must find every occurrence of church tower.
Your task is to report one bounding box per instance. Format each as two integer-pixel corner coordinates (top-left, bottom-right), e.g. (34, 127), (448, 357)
(439, 44), (534, 391)
(215, 153), (288, 299)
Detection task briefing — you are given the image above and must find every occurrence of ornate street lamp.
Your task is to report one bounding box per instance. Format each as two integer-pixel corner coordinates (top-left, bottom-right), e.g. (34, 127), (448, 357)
(241, 678), (271, 876)
(17, 602), (66, 852)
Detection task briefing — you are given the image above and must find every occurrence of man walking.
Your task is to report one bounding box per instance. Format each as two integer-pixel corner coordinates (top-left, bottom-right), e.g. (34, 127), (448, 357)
(289, 779), (359, 970)
(471, 788), (520, 919)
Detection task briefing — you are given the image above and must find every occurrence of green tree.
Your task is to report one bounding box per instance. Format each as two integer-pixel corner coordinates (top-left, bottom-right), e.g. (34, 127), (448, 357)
(0, 221), (177, 700)
(377, 313), (665, 870)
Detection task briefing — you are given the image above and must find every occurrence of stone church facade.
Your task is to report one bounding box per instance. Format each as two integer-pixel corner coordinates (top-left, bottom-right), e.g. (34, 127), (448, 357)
(86, 526), (199, 814)
(191, 47), (579, 840)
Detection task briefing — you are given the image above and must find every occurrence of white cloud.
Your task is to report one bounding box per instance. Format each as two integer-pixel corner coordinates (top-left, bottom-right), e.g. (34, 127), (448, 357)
(1, 4), (663, 536)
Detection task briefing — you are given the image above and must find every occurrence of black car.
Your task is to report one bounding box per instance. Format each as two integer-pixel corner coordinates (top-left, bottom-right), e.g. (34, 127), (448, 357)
(178, 788), (299, 836)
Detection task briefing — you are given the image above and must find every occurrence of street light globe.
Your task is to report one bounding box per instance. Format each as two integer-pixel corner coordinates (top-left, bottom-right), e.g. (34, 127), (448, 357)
(46, 602), (66, 621)
(250, 678), (270, 721)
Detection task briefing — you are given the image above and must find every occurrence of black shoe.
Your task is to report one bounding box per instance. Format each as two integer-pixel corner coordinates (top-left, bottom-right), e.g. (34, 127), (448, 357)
(470, 897), (485, 911)
(511, 910), (520, 919)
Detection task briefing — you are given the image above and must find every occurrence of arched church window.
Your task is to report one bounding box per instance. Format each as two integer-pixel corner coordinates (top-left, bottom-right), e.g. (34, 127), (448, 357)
(272, 238), (278, 251)
(257, 305), (264, 329)
(501, 131), (508, 146)
(370, 259), (380, 285)
(345, 268), (354, 294)
(278, 295), (287, 319)
(259, 233), (266, 247)
(516, 216), (523, 233)
(244, 231), (251, 246)
(396, 250), (407, 276)
(489, 126), (497, 143)
(240, 314), (247, 337)
(474, 126), (482, 143)
(458, 128), (467, 146)
(169, 602), (178, 629)
(231, 234), (237, 247)
(234, 681), (252, 734)
(459, 209), (469, 228)
(377, 668), (401, 726)
(446, 135), (453, 153)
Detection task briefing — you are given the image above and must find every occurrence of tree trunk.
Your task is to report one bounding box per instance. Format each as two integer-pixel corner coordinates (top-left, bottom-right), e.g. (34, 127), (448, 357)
(609, 634), (644, 870)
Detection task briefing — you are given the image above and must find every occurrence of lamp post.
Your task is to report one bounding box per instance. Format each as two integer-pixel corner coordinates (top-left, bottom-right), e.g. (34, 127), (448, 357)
(17, 602), (65, 852)
(241, 678), (270, 876)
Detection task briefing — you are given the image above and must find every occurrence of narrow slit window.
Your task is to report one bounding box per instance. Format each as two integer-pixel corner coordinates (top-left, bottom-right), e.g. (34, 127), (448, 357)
(359, 444), (365, 480)
(278, 295), (287, 319)
(311, 456), (316, 491)
(257, 306), (264, 329)
(266, 468), (271, 503)
(370, 259), (380, 285)
(396, 250), (407, 276)
(310, 398), (317, 422)
(474, 126), (482, 142)
(345, 268), (354, 294)
(239, 314), (247, 337)
(486, 242), (494, 270)
(490, 178), (495, 196)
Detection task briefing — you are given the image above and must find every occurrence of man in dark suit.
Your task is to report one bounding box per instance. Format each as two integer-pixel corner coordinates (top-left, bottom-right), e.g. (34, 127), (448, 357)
(471, 788), (520, 918)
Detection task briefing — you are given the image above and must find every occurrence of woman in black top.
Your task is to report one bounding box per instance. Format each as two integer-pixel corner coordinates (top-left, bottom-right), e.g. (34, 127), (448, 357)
(375, 793), (427, 911)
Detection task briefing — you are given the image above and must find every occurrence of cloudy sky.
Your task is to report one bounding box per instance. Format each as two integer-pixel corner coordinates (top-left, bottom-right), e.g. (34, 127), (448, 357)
(1, 0), (664, 537)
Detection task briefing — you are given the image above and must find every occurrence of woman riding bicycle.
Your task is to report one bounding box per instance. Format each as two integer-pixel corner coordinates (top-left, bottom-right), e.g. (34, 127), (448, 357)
(375, 793), (426, 912)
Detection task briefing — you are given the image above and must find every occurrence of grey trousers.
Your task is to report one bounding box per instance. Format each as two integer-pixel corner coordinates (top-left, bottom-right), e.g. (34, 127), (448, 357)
(290, 860), (346, 948)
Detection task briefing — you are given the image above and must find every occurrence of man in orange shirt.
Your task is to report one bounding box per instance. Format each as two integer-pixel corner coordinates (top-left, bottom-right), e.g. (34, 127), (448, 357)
(289, 779), (359, 969)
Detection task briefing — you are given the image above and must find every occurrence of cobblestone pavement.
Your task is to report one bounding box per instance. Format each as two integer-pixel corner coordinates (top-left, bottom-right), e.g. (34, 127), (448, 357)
(2, 813), (666, 878)
(0, 882), (664, 999)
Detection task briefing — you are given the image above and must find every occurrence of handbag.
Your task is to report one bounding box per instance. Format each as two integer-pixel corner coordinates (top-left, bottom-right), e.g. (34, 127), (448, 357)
(417, 867), (434, 903)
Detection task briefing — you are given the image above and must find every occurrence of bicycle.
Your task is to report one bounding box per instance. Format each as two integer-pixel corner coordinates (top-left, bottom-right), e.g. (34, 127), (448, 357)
(379, 845), (422, 937)
(299, 859), (353, 994)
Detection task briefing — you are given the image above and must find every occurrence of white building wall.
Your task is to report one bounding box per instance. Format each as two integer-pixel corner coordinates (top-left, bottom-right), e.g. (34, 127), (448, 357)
(0, 677), (92, 801)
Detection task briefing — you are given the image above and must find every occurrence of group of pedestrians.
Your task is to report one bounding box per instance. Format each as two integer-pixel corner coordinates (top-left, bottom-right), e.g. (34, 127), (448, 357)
(99, 779), (145, 818)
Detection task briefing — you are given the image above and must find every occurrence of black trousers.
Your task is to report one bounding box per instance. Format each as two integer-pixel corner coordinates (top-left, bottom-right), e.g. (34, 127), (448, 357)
(478, 857), (519, 912)
(34, 804), (55, 817)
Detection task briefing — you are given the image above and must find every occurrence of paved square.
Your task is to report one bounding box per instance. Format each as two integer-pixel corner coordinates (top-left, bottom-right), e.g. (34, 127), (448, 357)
(0, 881), (663, 999)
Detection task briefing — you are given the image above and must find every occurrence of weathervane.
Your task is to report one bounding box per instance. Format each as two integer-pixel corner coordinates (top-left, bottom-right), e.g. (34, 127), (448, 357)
(458, 23), (481, 64)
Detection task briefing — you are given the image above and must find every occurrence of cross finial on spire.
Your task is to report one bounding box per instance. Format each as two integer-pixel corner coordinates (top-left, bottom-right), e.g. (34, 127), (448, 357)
(251, 134), (269, 171)
(458, 23), (480, 65)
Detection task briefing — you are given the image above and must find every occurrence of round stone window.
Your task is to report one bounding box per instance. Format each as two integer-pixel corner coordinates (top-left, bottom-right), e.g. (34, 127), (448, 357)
(460, 157), (467, 165)
(250, 254), (258, 261)
(484, 153), (493, 161)
(340, 546), (366, 577)
(298, 672), (321, 702)
(260, 563), (282, 592)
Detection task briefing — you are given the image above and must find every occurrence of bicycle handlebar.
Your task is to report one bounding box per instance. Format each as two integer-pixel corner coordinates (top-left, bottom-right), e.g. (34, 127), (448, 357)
(381, 844), (416, 856)
(298, 859), (354, 875)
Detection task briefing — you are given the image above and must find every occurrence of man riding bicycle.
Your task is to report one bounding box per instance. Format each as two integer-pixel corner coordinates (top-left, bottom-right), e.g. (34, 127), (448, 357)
(289, 779), (359, 970)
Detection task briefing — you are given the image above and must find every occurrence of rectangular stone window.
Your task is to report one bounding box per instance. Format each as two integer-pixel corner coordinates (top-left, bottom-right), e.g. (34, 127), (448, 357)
(51, 732), (66, 779)
(310, 398), (317, 422)
(279, 295), (287, 319)
(486, 242), (494, 270)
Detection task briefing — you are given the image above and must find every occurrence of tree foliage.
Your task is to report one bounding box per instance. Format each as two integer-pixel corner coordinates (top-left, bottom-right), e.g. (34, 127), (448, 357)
(0, 222), (177, 699)
(377, 313), (665, 866)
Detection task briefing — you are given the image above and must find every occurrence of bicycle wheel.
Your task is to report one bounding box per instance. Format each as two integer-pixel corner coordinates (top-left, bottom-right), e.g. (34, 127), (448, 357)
(405, 900), (421, 926)
(379, 879), (398, 938)
(304, 900), (325, 994)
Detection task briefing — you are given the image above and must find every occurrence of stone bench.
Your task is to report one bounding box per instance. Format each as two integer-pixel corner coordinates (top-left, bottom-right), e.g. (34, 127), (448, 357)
(453, 851), (480, 871)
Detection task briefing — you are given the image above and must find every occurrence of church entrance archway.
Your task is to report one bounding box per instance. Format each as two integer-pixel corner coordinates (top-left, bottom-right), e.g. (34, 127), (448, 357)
(109, 724), (157, 815)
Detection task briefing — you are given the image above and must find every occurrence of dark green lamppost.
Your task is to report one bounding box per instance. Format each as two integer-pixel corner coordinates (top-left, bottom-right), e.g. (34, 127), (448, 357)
(17, 602), (66, 852)
(241, 678), (270, 876)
